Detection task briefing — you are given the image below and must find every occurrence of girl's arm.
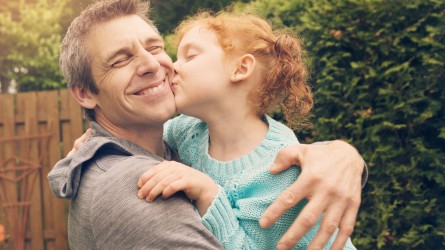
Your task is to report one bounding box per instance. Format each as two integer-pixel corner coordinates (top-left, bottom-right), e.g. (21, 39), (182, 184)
(200, 167), (357, 250)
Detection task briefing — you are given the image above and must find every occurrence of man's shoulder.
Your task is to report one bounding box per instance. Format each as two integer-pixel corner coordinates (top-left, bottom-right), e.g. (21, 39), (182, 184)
(77, 153), (161, 202)
(93, 149), (161, 172)
(75, 155), (222, 249)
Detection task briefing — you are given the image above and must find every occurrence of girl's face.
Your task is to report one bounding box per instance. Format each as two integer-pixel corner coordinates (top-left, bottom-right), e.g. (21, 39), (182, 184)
(172, 26), (233, 118)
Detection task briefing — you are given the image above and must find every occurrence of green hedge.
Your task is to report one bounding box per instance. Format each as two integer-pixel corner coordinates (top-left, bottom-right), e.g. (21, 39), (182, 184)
(0, 0), (67, 92)
(243, 0), (445, 248)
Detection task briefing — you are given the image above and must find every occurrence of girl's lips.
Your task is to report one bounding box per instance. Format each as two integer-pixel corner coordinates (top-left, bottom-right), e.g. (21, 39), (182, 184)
(170, 82), (178, 91)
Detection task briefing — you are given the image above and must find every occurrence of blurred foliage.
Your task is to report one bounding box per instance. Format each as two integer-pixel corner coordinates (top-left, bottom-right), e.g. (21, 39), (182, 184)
(0, 0), (250, 93)
(152, 0), (251, 60)
(241, 0), (445, 249)
(150, 0), (252, 34)
(0, 0), (69, 92)
(162, 33), (178, 61)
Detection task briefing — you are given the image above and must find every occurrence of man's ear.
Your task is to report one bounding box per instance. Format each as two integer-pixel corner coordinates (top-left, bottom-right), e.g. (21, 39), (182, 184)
(70, 87), (97, 109)
(230, 54), (256, 83)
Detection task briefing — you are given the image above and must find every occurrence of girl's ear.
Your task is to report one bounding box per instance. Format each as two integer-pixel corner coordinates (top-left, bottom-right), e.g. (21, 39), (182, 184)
(70, 86), (97, 109)
(230, 54), (256, 83)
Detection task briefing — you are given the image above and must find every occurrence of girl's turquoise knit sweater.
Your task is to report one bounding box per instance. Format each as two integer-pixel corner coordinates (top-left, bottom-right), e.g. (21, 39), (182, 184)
(164, 115), (356, 250)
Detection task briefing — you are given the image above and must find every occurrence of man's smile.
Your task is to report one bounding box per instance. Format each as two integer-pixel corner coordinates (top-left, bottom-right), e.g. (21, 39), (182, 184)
(134, 78), (167, 96)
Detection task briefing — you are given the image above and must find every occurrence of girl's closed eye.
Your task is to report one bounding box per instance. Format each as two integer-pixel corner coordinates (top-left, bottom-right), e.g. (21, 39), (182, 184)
(186, 53), (197, 60)
(185, 49), (199, 61)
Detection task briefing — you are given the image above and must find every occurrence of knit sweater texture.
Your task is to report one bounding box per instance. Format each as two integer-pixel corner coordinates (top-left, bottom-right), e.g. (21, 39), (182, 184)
(165, 115), (356, 250)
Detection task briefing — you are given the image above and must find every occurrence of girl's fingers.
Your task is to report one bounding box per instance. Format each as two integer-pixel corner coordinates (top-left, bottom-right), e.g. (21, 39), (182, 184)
(138, 161), (171, 187)
(162, 179), (187, 199)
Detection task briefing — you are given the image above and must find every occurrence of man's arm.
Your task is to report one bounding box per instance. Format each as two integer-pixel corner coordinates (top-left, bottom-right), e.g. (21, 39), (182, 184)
(90, 159), (222, 249)
(260, 140), (366, 250)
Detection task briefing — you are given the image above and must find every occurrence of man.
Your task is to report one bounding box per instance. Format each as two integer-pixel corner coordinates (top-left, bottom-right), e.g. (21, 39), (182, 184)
(48, 0), (367, 249)
(48, 0), (221, 248)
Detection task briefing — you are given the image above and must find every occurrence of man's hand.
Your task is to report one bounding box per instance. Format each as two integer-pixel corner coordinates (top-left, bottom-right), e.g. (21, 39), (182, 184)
(138, 161), (219, 216)
(259, 140), (364, 250)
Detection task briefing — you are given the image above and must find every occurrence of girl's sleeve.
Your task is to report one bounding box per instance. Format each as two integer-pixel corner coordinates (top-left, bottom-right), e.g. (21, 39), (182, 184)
(163, 116), (179, 152)
(201, 169), (300, 249)
(200, 168), (357, 250)
(201, 187), (259, 249)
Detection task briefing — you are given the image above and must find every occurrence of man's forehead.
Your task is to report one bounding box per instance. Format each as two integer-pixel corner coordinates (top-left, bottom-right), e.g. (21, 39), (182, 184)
(87, 15), (162, 55)
(94, 16), (159, 39)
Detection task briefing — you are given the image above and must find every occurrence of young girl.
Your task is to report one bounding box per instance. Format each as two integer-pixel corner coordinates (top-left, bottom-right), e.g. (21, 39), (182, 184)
(137, 12), (356, 249)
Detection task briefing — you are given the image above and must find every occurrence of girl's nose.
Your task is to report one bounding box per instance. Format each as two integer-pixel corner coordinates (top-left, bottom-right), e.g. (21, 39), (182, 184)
(173, 60), (181, 74)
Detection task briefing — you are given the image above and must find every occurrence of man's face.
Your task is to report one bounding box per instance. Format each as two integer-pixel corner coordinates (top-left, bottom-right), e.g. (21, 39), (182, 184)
(85, 15), (175, 131)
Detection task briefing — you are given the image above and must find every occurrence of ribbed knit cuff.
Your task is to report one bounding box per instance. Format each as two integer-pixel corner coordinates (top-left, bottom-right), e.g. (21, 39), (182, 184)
(201, 186), (239, 244)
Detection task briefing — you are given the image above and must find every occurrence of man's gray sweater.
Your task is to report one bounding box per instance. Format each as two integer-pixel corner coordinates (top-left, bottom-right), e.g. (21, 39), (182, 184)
(47, 122), (222, 249)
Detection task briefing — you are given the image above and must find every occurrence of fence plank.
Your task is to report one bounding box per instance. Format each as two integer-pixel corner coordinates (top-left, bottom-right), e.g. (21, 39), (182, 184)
(40, 90), (69, 250)
(0, 89), (82, 250)
(0, 95), (17, 250)
(22, 92), (44, 250)
(37, 91), (53, 250)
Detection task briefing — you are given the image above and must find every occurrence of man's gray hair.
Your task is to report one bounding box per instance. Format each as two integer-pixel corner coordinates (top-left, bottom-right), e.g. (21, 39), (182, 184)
(59, 0), (157, 120)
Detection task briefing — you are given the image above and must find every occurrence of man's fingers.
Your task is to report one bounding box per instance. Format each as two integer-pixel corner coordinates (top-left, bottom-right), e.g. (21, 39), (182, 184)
(260, 178), (308, 228)
(330, 197), (360, 249)
(330, 173), (361, 249)
(307, 202), (346, 250)
(276, 196), (327, 250)
(270, 144), (306, 174)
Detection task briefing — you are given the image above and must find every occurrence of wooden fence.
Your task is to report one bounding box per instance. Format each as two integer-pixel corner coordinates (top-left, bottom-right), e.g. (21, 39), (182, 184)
(0, 89), (84, 250)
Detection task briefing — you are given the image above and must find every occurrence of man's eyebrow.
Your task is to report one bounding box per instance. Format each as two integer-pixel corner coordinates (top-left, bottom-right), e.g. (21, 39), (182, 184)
(144, 36), (164, 46)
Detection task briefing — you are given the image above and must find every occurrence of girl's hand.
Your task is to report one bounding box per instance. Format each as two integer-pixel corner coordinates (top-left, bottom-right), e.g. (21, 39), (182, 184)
(137, 161), (219, 216)
(66, 128), (93, 157)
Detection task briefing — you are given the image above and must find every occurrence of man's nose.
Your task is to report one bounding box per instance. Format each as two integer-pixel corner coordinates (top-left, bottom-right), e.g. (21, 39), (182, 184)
(136, 50), (160, 76)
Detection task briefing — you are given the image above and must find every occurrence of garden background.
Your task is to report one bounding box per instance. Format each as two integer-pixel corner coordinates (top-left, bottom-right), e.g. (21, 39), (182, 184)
(0, 0), (444, 249)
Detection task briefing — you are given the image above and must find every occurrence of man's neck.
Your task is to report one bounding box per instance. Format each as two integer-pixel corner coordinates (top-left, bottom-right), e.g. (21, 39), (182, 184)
(96, 118), (165, 157)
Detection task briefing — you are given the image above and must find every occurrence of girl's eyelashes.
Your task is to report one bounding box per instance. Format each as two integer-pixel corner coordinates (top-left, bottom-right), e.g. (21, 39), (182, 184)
(177, 53), (197, 62)
(185, 48), (200, 61)
(186, 53), (197, 60)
